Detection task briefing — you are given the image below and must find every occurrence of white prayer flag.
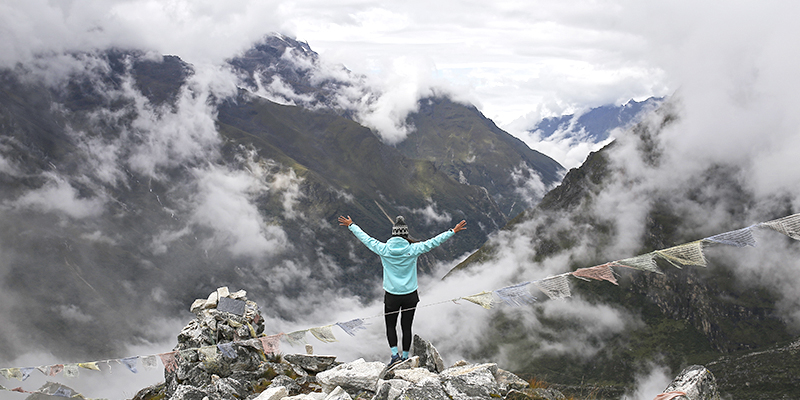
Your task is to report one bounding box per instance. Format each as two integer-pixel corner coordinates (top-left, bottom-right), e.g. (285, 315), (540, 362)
(535, 275), (572, 300)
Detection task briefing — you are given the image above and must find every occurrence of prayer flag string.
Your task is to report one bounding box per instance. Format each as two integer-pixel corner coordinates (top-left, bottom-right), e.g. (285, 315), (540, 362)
(3, 213), (799, 389)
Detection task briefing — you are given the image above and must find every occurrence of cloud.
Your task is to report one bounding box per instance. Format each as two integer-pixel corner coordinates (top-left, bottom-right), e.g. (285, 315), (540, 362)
(403, 201), (452, 226)
(190, 165), (290, 259)
(622, 362), (673, 400)
(8, 173), (105, 219)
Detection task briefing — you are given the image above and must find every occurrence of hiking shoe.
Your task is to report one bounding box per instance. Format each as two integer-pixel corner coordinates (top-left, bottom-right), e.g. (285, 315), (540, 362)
(388, 354), (403, 367)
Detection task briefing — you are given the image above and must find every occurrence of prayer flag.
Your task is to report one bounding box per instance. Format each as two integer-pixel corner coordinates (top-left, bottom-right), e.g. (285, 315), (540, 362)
(704, 226), (756, 247)
(614, 253), (662, 274)
(142, 355), (159, 370)
(535, 275), (572, 300)
(199, 346), (218, 362)
(336, 319), (367, 337)
(6, 368), (22, 380)
(310, 325), (338, 343)
(655, 241), (707, 268)
(48, 364), (64, 376)
(20, 367), (34, 381)
(36, 366), (48, 375)
(284, 330), (308, 347)
(159, 352), (178, 373)
(653, 391), (687, 400)
(64, 364), (79, 378)
(495, 282), (536, 306)
(572, 264), (618, 285)
(760, 213), (800, 240)
(461, 291), (494, 309)
(218, 343), (237, 358)
(120, 356), (139, 373)
(78, 362), (101, 371)
(0, 369), (10, 379)
(260, 334), (283, 355)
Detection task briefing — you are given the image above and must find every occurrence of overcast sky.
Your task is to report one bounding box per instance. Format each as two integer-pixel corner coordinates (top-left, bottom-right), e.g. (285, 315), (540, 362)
(1, 0), (684, 131)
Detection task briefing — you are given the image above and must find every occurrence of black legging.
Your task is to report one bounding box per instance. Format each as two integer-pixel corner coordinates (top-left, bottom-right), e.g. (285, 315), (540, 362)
(384, 290), (419, 351)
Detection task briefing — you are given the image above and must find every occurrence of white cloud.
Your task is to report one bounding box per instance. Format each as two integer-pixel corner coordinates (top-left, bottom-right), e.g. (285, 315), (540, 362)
(405, 201), (452, 226)
(9, 173), (105, 219)
(190, 165), (289, 259)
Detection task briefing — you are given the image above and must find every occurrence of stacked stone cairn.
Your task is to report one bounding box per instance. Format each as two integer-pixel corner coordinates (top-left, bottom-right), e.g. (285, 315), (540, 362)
(133, 287), (563, 400)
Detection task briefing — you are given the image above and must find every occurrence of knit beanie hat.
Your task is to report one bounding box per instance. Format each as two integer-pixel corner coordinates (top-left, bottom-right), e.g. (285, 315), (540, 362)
(391, 216), (409, 237)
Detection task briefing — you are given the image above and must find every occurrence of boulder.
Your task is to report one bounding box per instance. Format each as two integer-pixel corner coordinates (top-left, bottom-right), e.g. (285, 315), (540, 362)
(253, 386), (289, 400)
(392, 367), (440, 385)
(659, 365), (721, 400)
(324, 386), (352, 400)
(409, 335), (445, 373)
(398, 379), (450, 400)
(496, 368), (530, 394)
(284, 354), (338, 373)
(315, 358), (385, 393)
(440, 363), (501, 399)
(373, 379), (413, 400)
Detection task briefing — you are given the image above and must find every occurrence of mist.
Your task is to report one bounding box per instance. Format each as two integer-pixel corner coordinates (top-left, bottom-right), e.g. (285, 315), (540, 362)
(2, 1), (800, 399)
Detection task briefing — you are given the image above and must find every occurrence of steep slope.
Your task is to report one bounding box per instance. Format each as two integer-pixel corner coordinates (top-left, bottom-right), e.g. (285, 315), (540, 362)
(398, 97), (565, 218)
(444, 102), (799, 398)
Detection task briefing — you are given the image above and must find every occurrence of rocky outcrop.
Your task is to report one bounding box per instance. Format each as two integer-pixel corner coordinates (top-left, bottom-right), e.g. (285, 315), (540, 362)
(134, 288), (551, 400)
(655, 365), (721, 400)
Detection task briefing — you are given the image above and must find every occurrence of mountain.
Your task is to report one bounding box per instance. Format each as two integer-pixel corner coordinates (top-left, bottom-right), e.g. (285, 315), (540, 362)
(228, 35), (565, 219)
(529, 97), (665, 143)
(445, 100), (800, 399)
(0, 35), (562, 370)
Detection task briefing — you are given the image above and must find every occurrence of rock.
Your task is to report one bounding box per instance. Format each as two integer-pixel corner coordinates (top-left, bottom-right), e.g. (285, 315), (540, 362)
(496, 368), (530, 394)
(409, 335), (445, 373)
(398, 379), (450, 400)
(523, 387), (567, 400)
(284, 354), (338, 373)
(440, 363), (501, 399)
(441, 362), (499, 378)
(373, 379), (413, 400)
(284, 393), (327, 400)
(269, 374), (302, 395)
(392, 367), (440, 385)
(324, 386), (352, 400)
(254, 386), (289, 400)
(660, 365), (721, 400)
(210, 376), (250, 399)
(170, 385), (209, 400)
(315, 358), (385, 393)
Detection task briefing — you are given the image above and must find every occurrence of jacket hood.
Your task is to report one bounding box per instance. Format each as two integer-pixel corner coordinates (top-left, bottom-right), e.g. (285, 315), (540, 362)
(386, 237), (411, 255)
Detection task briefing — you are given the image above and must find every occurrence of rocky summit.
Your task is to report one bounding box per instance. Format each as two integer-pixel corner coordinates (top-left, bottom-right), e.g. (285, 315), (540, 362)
(132, 287), (548, 400)
(133, 287), (724, 400)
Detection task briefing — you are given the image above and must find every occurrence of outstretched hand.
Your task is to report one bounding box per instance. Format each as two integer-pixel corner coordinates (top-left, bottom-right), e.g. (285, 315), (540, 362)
(453, 220), (467, 233)
(338, 215), (353, 227)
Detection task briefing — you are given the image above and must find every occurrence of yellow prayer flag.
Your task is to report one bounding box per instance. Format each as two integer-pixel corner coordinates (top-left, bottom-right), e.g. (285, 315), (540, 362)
(462, 291), (494, 309)
(78, 362), (101, 371)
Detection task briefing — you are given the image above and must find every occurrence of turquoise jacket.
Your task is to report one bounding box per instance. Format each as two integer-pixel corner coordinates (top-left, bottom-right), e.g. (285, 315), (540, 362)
(348, 224), (455, 295)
